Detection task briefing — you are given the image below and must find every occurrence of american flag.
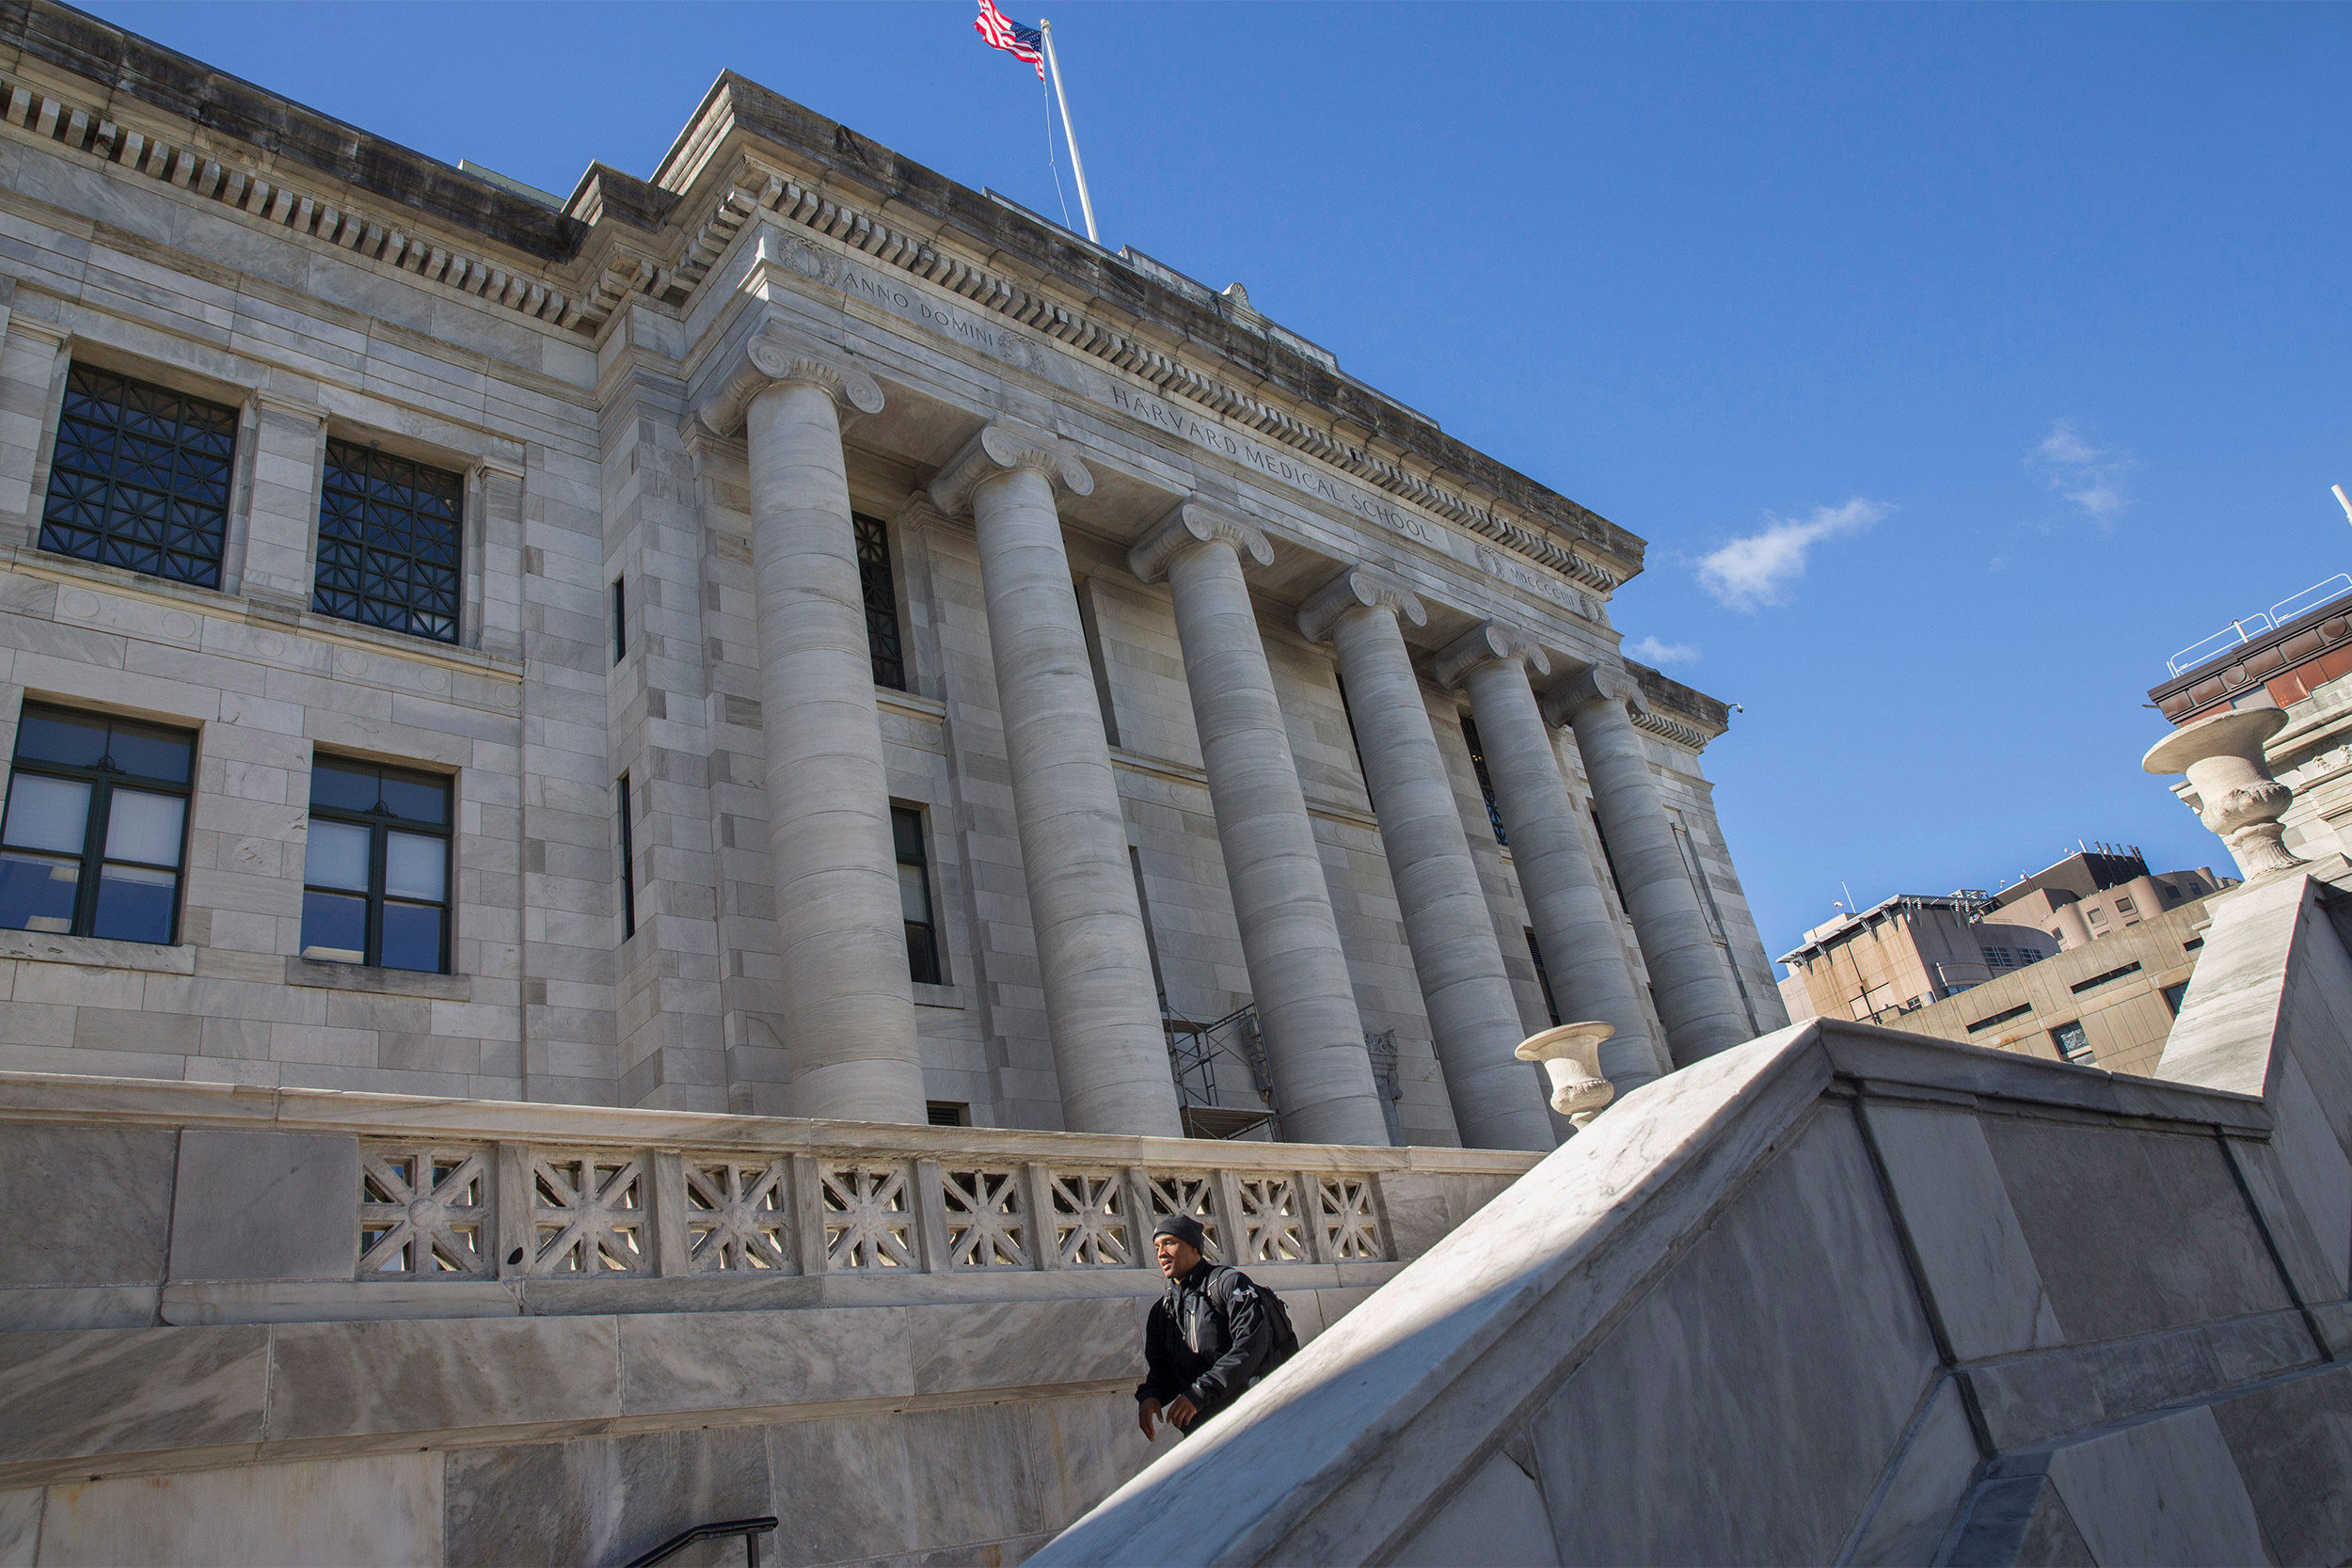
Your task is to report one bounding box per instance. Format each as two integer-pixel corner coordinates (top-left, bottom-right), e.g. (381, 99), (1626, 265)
(975, 0), (1045, 80)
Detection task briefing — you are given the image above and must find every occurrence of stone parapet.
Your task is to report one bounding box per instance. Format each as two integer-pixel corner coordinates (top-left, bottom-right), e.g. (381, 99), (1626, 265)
(0, 1070), (1536, 1335)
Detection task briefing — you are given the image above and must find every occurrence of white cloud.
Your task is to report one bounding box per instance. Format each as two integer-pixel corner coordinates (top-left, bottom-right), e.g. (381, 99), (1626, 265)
(2032, 420), (2132, 525)
(1627, 635), (1700, 666)
(1695, 498), (1889, 611)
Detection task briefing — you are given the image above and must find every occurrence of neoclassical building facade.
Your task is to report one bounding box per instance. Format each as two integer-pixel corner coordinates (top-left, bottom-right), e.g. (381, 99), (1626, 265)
(0, 1), (1783, 1154)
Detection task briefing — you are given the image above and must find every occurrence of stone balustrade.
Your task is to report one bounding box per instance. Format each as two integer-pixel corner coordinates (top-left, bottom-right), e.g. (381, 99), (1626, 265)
(0, 1071), (1540, 1335)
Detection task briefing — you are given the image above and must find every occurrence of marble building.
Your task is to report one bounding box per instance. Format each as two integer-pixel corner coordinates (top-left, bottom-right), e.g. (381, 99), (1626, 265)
(0, 2), (1781, 1149)
(0, 6), (1791, 1561)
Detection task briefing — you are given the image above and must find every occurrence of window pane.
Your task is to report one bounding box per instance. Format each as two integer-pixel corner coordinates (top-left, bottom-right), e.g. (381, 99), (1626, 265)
(106, 722), (194, 785)
(898, 863), (930, 925)
(300, 890), (367, 963)
(386, 832), (445, 902)
(310, 440), (463, 643)
(104, 789), (184, 865)
(39, 364), (235, 588)
(305, 820), (372, 892)
(906, 924), (940, 987)
(381, 901), (444, 973)
(3, 774), (91, 854)
(309, 760), (379, 815)
(0, 850), (78, 933)
(93, 863), (176, 944)
(891, 806), (924, 863)
(378, 770), (448, 825)
(14, 710), (106, 769)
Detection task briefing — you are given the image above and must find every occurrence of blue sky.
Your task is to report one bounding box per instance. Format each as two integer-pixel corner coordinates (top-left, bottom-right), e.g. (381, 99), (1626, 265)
(85, 1), (2352, 965)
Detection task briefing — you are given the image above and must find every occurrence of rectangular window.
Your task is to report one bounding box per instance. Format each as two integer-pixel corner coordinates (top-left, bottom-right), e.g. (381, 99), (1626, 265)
(1461, 717), (1506, 845)
(40, 363), (237, 588)
(852, 513), (906, 690)
(300, 757), (453, 972)
(927, 1101), (970, 1127)
(1592, 805), (1629, 909)
(0, 705), (194, 944)
(616, 773), (636, 941)
(1965, 1002), (2034, 1035)
(2162, 981), (2189, 1015)
(1073, 578), (1120, 746)
(1526, 928), (1561, 1027)
(2069, 960), (2143, 995)
(1334, 675), (1371, 801)
(2114, 895), (2137, 914)
(312, 439), (464, 643)
(611, 578), (627, 666)
(892, 805), (941, 986)
(2051, 1021), (2095, 1065)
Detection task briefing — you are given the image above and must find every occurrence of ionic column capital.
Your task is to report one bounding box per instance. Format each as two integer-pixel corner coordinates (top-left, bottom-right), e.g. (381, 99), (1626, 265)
(1295, 564), (1427, 645)
(696, 322), (883, 437)
(1434, 620), (1553, 692)
(1127, 498), (1273, 585)
(927, 420), (1094, 516)
(1541, 662), (1652, 728)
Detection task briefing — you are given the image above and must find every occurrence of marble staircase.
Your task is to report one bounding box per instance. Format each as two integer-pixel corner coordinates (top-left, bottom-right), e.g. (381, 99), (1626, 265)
(1041, 868), (2352, 1567)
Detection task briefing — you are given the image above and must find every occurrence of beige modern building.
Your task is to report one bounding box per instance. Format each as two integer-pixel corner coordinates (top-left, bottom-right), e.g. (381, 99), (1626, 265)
(1777, 893), (2059, 1027)
(1778, 848), (2234, 1080)
(0, 5), (1789, 1561)
(1979, 845), (2229, 952)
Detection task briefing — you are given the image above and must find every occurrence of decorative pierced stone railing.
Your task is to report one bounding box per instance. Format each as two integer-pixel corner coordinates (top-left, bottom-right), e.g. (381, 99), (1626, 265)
(0, 1073), (1540, 1315)
(358, 1138), (1410, 1283)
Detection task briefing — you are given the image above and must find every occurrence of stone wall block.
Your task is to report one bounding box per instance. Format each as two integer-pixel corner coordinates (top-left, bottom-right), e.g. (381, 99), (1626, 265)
(31, 1452), (441, 1568)
(1860, 1101), (2064, 1361)
(267, 1316), (623, 1439)
(167, 1129), (357, 1283)
(0, 1125), (175, 1288)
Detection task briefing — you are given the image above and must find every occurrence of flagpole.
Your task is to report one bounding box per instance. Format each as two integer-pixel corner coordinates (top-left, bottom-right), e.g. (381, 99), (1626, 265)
(1038, 18), (1099, 243)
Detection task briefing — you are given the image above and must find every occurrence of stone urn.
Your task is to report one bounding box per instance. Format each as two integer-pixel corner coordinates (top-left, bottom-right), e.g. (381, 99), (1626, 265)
(2142, 707), (2309, 880)
(1517, 1022), (1617, 1119)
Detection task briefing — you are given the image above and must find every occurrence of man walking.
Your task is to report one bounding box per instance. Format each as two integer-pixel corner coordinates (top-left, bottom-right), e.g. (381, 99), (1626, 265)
(1136, 1213), (1277, 1438)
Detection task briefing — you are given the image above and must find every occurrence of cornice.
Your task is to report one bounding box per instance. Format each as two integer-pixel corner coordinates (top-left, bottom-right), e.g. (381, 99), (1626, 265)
(656, 145), (1639, 599)
(0, 5), (1649, 604)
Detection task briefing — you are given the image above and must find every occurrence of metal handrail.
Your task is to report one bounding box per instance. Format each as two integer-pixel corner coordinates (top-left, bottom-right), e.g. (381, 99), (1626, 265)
(2166, 574), (2352, 675)
(622, 1516), (779, 1568)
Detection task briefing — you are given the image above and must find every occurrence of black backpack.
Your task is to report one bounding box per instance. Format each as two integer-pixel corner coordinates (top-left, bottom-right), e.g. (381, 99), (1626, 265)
(1213, 1264), (1300, 1373)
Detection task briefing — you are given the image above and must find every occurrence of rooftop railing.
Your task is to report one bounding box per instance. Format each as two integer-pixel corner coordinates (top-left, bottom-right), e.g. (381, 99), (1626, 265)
(2166, 573), (2352, 676)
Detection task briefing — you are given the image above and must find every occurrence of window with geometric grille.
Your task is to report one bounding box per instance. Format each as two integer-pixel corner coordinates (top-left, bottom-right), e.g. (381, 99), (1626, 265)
(0, 705), (195, 945)
(300, 756), (453, 972)
(38, 364), (237, 588)
(311, 439), (463, 643)
(852, 512), (905, 690)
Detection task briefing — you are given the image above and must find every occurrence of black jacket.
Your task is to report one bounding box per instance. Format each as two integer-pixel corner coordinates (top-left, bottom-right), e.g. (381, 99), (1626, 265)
(1136, 1260), (1274, 1429)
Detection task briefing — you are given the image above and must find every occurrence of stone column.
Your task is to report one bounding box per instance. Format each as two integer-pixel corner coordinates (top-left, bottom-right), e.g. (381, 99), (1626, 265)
(1131, 500), (1390, 1148)
(1299, 568), (1552, 1151)
(1438, 623), (1662, 1098)
(698, 324), (925, 1124)
(1547, 665), (1750, 1067)
(930, 422), (1183, 1138)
